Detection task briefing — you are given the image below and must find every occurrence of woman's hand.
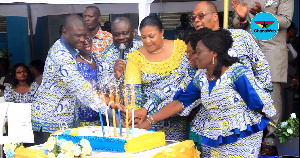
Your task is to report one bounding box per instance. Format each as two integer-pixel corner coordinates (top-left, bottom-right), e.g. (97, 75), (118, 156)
(134, 108), (148, 124)
(138, 119), (151, 129)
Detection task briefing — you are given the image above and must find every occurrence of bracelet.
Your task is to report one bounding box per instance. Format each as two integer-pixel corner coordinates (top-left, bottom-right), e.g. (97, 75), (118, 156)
(149, 116), (155, 123)
(146, 118), (152, 124)
(237, 17), (247, 24)
(146, 115), (155, 124)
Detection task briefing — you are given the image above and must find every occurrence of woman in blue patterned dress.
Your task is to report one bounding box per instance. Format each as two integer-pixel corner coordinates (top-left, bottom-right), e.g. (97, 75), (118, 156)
(138, 29), (276, 157)
(126, 16), (194, 141)
(76, 34), (101, 126)
(4, 63), (39, 103)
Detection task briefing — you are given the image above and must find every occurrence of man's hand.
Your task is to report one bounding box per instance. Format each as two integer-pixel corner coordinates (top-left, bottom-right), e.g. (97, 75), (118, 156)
(249, 1), (262, 15)
(232, 0), (248, 21)
(114, 59), (126, 79)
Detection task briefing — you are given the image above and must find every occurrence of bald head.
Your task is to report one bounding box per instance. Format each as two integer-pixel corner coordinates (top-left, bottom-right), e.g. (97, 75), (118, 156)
(193, 1), (219, 31)
(63, 14), (85, 30)
(197, 1), (217, 13)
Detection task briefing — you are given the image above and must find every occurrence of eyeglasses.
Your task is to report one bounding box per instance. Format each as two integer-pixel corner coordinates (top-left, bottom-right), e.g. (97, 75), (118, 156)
(16, 70), (27, 74)
(191, 12), (215, 22)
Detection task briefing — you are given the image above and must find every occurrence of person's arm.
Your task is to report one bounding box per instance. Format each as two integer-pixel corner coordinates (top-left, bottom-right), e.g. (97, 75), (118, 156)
(138, 78), (201, 129)
(4, 84), (14, 102)
(271, 0), (294, 29)
(232, 64), (276, 118)
(232, 0), (249, 29)
(51, 47), (107, 113)
(243, 30), (273, 93)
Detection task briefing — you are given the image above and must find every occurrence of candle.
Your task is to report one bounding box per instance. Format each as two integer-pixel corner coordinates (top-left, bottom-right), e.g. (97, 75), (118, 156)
(98, 109), (105, 137)
(112, 109), (117, 137)
(109, 92), (115, 109)
(118, 109), (122, 137)
(126, 109), (129, 138)
(131, 85), (135, 105)
(106, 108), (110, 136)
(124, 88), (128, 107)
(115, 89), (120, 108)
(100, 94), (107, 105)
(132, 109), (134, 138)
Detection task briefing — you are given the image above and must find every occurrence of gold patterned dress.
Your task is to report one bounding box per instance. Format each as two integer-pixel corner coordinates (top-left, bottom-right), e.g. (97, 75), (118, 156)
(125, 39), (193, 141)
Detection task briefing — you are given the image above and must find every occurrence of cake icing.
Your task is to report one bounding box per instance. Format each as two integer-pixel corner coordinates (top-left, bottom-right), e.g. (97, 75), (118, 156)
(51, 126), (166, 153)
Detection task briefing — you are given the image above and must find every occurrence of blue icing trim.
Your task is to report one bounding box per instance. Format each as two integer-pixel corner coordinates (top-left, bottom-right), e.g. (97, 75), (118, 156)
(52, 134), (127, 152)
(62, 130), (71, 135)
(201, 116), (270, 148)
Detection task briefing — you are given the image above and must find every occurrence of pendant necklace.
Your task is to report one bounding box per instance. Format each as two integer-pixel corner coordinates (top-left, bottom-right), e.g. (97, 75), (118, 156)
(79, 54), (93, 64)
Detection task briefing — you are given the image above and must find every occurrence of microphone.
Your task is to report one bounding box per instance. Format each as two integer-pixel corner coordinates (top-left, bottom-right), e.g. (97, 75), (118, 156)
(119, 44), (126, 59)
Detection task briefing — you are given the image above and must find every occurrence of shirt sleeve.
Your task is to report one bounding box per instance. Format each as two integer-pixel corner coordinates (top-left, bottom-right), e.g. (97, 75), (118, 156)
(232, 65), (276, 118)
(4, 84), (14, 102)
(275, 0), (294, 29)
(50, 48), (107, 113)
(243, 30), (273, 93)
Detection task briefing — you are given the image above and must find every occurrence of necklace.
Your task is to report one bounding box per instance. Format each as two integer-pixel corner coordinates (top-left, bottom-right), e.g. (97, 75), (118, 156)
(18, 84), (28, 90)
(150, 41), (165, 54)
(207, 73), (215, 80)
(79, 54), (93, 64)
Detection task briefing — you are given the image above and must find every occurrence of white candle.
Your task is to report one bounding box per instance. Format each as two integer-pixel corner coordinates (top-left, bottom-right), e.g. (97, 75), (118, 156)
(132, 108), (134, 138)
(106, 108), (109, 136)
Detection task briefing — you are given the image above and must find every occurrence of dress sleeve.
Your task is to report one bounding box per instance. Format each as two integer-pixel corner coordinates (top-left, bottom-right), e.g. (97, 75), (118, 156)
(4, 84), (14, 102)
(232, 65), (276, 118)
(50, 48), (107, 113)
(124, 50), (144, 109)
(174, 77), (201, 108)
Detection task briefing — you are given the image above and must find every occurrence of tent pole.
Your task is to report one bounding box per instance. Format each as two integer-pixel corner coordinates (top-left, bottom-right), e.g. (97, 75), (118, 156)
(27, 4), (35, 60)
(223, 0), (229, 29)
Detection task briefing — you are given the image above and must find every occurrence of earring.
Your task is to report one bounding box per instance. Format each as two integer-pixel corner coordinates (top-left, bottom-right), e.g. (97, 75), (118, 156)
(162, 36), (164, 39)
(212, 57), (215, 65)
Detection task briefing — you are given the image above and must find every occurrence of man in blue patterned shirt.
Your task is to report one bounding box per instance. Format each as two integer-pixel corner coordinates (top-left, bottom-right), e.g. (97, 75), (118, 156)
(31, 15), (107, 145)
(100, 17), (143, 95)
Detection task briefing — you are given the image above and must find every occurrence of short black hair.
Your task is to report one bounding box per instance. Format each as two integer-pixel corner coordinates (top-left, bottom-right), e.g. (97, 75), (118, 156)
(111, 17), (132, 31)
(11, 63), (34, 87)
(86, 6), (101, 16)
(62, 14), (85, 29)
(29, 60), (45, 74)
(139, 15), (164, 32)
(202, 29), (239, 78)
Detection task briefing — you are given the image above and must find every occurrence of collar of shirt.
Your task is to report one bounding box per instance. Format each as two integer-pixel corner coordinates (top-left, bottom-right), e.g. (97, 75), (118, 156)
(94, 27), (103, 39)
(60, 36), (78, 58)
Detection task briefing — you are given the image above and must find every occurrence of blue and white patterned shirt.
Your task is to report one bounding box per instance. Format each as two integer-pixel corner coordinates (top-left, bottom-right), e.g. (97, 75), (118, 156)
(4, 82), (39, 103)
(31, 36), (107, 133)
(227, 29), (273, 92)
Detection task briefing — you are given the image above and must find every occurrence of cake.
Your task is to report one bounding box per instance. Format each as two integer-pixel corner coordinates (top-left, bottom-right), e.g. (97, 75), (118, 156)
(51, 126), (166, 153)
